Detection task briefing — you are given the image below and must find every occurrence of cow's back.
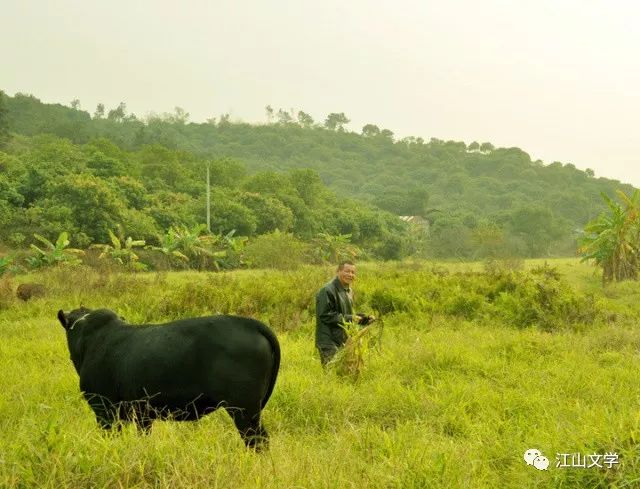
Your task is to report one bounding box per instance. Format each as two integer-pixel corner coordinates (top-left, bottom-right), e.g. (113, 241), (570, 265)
(99, 315), (279, 410)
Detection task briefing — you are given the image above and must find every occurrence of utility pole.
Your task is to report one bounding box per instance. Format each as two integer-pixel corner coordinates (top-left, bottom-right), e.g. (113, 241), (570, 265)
(206, 162), (211, 232)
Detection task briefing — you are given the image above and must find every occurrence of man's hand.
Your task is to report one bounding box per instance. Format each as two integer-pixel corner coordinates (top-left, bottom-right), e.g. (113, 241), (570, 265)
(357, 314), (376, 326)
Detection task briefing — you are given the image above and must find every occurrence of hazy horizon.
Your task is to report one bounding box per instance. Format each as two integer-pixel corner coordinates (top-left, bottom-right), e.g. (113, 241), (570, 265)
(3, 0), (638, 186)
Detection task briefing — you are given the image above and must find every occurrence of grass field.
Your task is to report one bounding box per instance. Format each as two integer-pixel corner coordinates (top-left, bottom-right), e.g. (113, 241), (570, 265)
(1, 259), (640, 488)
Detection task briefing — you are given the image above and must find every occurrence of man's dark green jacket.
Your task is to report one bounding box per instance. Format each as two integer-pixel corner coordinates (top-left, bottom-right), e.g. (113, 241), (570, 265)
(315, 277), (355, 348)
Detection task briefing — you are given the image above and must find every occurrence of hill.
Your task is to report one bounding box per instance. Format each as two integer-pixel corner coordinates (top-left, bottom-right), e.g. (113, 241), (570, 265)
(2, 91), (635, 258)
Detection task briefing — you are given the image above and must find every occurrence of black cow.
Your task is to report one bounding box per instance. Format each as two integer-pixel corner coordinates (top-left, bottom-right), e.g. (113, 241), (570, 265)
(57, 307), (280, 449)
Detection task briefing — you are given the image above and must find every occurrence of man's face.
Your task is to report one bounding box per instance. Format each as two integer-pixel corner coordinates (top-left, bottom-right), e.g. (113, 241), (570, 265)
(337, 264), (356, 287)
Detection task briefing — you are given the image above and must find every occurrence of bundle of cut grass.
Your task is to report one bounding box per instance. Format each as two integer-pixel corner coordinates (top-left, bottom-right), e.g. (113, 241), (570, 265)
(329, 320), (383, 380)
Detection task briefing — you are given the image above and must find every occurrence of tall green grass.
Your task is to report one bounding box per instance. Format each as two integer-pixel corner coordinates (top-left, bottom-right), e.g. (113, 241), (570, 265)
(1, 259), (639, 487)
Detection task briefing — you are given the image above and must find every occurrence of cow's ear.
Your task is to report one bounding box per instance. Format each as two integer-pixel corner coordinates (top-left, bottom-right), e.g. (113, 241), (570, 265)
(57, 310), (68, 329)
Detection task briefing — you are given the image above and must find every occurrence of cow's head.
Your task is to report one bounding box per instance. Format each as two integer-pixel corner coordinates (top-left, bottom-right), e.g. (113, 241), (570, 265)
(57, 306), (93, 331)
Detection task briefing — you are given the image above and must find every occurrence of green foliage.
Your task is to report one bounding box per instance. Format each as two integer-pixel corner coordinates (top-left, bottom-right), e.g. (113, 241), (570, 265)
(2, 91), (636, 261)
(309, 233), (361, 264)
(90, 230), (146, 270)
(428, 216), (473, 259)
(579, 190), (640, 284)
(208, 157), (247, 188)
(0, 90), (10, 149)
(324, 112), (350, 131)
(216, 230), (248, 270)
(244, 230), (308, 270)
(2, 259), (638, 488)
(48, 174), (127, 244)
(369, 288), (411, 315)
(148, 224), (226, 270)
(329, 321), (381, 381)
(489, 265), (603, 330)
(508, 205), (566, 256)
(26, 232), (84, 269)
(0, 254), (18, 276)
(358, 263), (607, 331)
(240, 192), (294, 234)
(375, 234), (409, 261)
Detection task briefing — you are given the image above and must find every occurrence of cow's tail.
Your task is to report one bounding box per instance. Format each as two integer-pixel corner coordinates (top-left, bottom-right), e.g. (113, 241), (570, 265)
(257, 322), (281, 410)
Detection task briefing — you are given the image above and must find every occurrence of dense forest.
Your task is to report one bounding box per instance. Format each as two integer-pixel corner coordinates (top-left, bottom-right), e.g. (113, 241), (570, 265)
(0, 91), (635, 262)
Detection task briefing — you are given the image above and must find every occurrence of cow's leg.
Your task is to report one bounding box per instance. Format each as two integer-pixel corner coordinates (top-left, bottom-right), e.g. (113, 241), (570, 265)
(135, 417), (154, 434)
(90, 403), (118, 431)
(131, 401), (154, 435)
(227, 408), (269, 451)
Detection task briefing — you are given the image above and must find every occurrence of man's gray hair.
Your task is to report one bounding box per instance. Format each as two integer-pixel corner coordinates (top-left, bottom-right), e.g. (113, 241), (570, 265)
(337, 260), (355, 271)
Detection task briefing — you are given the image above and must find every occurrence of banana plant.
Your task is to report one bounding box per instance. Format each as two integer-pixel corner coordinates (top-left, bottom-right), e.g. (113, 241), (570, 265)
(579, 190), (640, 284)
(91, 230), (146, 267)
(27, 232), (84, 269)
(148, 224), (227, 269)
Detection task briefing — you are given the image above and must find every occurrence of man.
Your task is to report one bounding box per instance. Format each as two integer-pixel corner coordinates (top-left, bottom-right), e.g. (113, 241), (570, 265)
(315, 261), (375, 367)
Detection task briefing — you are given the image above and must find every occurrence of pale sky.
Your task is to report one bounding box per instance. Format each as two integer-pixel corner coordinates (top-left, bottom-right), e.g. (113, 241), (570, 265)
(2, 0), (639, 186)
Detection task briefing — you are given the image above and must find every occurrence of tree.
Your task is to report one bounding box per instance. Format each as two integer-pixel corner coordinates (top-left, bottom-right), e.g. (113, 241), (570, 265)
(361, 124), (380, 137)
(137, 144), (185, 190)
(146, 190), (199, 231)
(208, 157), (247, 188)
(107, 102), (127, 122)
(509, 206), (565, 257)
(0, 90), (10, 149)
(471, 221), (505, 258)
(480, 142), (495, 153)
(324, 112), (350, 131)
(49, 174), (126, 243)
(169, 107), (189, 124)
(265, 105), (274, 123)
(405, 187), (430, 215)
(310, 232), (361, 264)
(241, 192), (294, 234)
(86, 151), (126, 178)
(579, 190), (640, 284)
(276, 109), (293, 124)
(379, 129), (394, 141)
(70, 99), (81, 110)
(288, 168), (325, 207)
(209, 198), (257, 236)
(468, 141), (480, 152)
(428, 217), (473, 259)
(93, 103), (105, 119)
(297, 111), (314, 128)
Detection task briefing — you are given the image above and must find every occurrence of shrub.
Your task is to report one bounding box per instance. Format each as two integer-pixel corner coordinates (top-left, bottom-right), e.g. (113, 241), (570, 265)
(0, 276), (14, 310)
(444, 291), (485, 319)
(244, 231), (308, 270)
(369, 288), (411, 315)
(0, 254), (19, 276)
(491, 265), (605, 330)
